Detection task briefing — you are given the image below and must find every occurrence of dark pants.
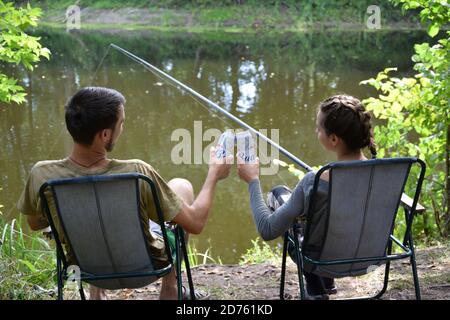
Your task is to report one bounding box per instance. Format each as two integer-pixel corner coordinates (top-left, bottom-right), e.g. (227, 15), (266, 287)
(286, 231), (334, 295)
(268, 185), (334, 296)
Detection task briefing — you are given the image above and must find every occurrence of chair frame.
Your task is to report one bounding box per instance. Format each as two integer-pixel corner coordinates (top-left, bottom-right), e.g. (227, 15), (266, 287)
(39, 173), (195, 300)
(279, 157), (426, 300)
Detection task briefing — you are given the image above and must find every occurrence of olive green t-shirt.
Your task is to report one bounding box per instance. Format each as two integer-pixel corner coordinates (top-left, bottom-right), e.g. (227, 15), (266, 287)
(17, 158), (183, 269)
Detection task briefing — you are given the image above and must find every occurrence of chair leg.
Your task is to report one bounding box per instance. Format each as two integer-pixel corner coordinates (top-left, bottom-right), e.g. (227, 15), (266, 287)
(56, 251), (64, 300)
(295, 252), (306, 300)
(279, 233), (288, 300)
(369, 261), (391, 300)
(408, 233), (421, 300)
(179, 227), (195, 300)
(292, 229), (306, 300)
(175, 228), (183, 300)
(373, 239), (393, 300)
(403, 208), (421, 300)
(79, 281), (86, 300)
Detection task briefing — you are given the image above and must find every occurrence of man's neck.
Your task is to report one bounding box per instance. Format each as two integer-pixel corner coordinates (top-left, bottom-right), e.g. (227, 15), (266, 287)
(69, 143), (109, 170)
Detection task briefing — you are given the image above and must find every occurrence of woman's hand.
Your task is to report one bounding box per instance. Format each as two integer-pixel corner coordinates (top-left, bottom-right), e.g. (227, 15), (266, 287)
(237, 156), (260, 183)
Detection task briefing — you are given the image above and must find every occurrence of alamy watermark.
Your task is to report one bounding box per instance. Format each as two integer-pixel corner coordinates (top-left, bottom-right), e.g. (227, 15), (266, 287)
(366, 5), (381, 29)
(66, 264), (81, 290)
(170, 121), (280, 175)
(66, 4), (81, 32)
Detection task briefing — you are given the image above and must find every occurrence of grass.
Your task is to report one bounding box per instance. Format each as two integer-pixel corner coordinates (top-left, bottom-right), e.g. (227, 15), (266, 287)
(0, 212), (223, 299)
(39, 21), (253, 34)
(35, 1), (421, 33)
(1, 216), (448, 300)
(187, 239), (222, 267)
(239, 238), (282, 265)
(1, 187), (446, 299)
(34, 0), (151, 10)
(196, 7), (245, 26)
(186, 237), (281, 268)
(0, 215), (56, 300)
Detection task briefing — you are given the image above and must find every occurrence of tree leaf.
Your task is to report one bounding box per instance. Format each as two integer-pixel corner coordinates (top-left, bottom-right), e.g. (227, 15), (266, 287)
(428, 23), (440, 37)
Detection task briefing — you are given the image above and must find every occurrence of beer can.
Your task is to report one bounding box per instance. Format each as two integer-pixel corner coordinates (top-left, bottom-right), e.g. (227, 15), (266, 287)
(236, 130), (256, 163)
(216, 130), (235, 159)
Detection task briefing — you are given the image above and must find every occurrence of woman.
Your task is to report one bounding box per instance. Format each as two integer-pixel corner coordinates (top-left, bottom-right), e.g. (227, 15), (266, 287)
(237, 94), (377, 299)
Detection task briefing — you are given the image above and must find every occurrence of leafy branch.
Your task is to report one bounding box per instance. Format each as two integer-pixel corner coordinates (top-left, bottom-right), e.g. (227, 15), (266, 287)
(0, 1), (51, 104)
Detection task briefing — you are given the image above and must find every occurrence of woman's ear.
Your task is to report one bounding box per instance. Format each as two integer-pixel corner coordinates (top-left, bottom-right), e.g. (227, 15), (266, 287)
(329, 133), (339, 147)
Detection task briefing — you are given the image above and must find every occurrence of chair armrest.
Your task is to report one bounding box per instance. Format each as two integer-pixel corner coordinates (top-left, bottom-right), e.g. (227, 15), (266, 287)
(401, 193), (426, 215)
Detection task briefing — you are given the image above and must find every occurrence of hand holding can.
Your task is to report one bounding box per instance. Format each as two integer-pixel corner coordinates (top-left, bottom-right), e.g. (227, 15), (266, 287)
(216, 130), (235, 160)
(236, 130), (256, 164)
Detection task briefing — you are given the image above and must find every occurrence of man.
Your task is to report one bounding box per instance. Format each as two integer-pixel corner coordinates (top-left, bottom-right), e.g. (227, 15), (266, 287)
(18, 87), (232, 299)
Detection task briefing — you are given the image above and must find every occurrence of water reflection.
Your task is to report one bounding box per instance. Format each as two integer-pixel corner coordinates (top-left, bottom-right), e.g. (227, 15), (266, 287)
(0, 29), (427, 263)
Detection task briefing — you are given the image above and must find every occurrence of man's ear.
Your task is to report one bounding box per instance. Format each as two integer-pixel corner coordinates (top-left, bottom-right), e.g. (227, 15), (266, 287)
(98, 129), (110, 142)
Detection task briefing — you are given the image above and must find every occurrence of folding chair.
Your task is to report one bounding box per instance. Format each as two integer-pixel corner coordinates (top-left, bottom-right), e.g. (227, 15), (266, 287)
(279, 157), (426, 300)
(38, 173), (195, 300)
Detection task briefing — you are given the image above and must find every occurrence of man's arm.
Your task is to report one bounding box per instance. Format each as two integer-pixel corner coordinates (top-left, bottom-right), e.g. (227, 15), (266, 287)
(172, 147), (232, 234)
(17, 165), (50, 231)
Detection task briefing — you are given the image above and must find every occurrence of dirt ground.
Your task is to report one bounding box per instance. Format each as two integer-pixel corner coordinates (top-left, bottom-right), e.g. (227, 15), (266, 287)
(105, 244), (449, 300)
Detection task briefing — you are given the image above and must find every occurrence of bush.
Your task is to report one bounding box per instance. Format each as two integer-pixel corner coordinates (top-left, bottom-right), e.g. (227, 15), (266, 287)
(361, 0), (450, 240)
(239, 239), (281, 265)
(0, 1), (50, 104)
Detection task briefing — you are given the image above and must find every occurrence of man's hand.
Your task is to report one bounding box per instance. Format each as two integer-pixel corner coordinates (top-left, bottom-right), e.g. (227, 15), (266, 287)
(208, 146), (232, 181)
(237, 156), (260, 183)
(171, 146), (232, 235)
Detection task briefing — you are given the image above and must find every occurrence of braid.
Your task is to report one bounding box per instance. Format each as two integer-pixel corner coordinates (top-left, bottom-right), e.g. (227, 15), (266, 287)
(358, 105), (377, 159)
(319, 94), (377, 158)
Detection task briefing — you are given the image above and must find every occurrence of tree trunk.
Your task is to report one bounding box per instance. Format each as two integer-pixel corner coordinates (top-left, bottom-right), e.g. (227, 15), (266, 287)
(445, 122), (450, 237)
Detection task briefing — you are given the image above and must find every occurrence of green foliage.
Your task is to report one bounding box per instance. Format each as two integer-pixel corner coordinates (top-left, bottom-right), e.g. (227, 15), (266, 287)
(239, 239), (281, 265)
(0, 1), (50, 104)
(392, 0), (450, 37)
(186, 242), (222, 267)
(361, 0), (450, 239)
(273, 159), (306, 180)
(34, 0), (418, 31)
(0, 216), (56, 299)
(197, 7), (239, 25)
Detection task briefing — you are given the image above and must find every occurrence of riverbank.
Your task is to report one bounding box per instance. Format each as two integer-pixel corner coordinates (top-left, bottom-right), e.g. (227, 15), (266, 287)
(68, 243), (448, 300)
(39, 5), (423, 33)
(1, 215), (449, 300)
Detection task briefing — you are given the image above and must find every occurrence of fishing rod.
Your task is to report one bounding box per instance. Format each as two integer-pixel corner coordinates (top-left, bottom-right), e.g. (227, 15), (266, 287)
(109, 43), (313, 172)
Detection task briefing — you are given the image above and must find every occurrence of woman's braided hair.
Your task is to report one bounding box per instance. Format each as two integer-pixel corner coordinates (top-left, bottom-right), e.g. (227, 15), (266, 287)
(318, 95), (377, 158)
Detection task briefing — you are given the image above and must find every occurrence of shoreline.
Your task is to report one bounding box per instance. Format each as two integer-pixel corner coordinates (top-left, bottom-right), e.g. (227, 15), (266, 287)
(109, 244), (450, 300)
(40, 6), (425, 33)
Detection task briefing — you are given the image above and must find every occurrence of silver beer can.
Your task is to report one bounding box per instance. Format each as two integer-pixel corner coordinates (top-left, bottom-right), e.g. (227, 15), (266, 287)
(236, 130), (256, 163)
(216, 130), (235, 159)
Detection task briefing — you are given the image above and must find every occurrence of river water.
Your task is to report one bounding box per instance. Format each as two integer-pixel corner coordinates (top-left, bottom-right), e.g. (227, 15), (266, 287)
(0, 28), (427, 263)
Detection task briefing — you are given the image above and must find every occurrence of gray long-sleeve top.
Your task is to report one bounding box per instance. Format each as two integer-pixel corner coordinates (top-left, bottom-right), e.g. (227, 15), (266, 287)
(248, 171), (329, 241)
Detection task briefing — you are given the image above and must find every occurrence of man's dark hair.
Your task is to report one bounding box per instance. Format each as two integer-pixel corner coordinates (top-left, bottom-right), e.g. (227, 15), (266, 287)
(65, 87), (125, 146)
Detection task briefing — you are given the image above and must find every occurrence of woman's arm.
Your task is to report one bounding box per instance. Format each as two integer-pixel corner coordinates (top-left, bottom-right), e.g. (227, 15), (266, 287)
(248, 178), (306, 241)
